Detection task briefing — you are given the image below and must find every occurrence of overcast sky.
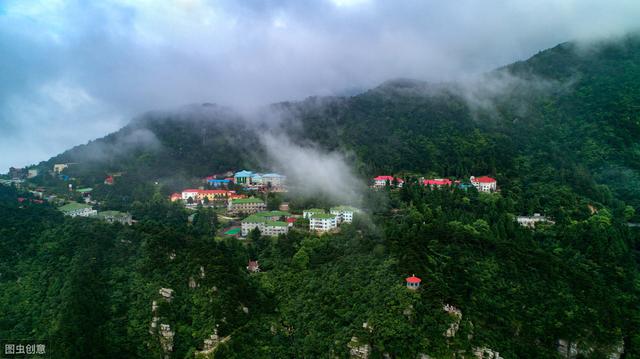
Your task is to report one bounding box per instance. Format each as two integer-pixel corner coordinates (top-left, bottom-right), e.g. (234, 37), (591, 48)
(1, 0), (640, 172)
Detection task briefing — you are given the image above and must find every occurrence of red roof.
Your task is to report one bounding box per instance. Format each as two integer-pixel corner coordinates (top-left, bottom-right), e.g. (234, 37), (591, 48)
(406, 276), (421, 283)
(105, 176), (114, 184)
(182, 189), (229, 194)
(423, 178), (452, 186)
(199, 190), (229, 194)
(170, 193), (181, 199)
(374, 176), (403, 182)
(286, 217), (297, 223)
(472, 176), (496, 183)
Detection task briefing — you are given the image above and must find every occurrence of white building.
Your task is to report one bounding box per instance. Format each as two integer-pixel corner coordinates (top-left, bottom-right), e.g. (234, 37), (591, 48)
(53, 163), (69, 174)
(58, 202), (97, 217)
(517, 213), (554, 228)
(330, 206), (358, 224)
(303, 208), (325, 219)
(181, 189), (201, 201)
(372, 176), (403, 188)
(309, 213), (338, 232)
(470, 176), (497, 193)
(228, 197), (266, 214)
(241, 214), (289, 236)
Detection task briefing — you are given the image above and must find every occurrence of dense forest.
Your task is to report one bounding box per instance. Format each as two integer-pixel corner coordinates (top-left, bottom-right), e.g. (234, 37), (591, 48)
(2, 35), (640, 357)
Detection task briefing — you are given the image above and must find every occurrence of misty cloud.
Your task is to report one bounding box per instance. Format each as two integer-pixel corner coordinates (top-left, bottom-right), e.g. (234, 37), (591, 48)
(260, 133), (364, 205)
(2, 0), (640, 171)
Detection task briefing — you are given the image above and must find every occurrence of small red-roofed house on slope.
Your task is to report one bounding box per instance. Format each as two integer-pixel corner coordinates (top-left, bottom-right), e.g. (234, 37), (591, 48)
(406, 275), (421, 290)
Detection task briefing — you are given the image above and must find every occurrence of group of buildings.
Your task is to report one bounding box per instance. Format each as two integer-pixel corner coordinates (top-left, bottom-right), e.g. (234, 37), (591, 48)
(57, 202), (133, 225)
(303, 206), (359, 232)
(372, 175), (498, 193)
(201, 170), (287, 191)
(237, 205), (360, 237)
(233, 170), (287, 191)
(240, 211), (294, 236)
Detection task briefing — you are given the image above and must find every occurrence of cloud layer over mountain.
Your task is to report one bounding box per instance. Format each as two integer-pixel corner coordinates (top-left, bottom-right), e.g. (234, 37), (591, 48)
(1, 0), (640, 171)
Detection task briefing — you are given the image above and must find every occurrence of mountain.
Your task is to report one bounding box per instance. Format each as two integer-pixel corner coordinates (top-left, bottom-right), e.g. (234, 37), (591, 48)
(3, 35), (640, 358)
(35, 35), (640, 213)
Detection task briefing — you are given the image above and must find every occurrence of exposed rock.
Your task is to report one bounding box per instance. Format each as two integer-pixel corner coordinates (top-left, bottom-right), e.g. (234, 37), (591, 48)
(159, 323), (175, 355)
(443, 304), (462, 338)
(159, 288), (174, 301)
(348, 336), (371, 359)
(473, 347), (502, 359)
(189, 276), (197, 289)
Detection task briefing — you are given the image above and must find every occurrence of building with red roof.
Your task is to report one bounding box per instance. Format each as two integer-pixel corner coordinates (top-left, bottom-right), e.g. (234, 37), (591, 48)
(423, 178), (452, 188)
(180, 189), (230, 202)
(406, 275), (422, 290)
(170, 193), (182, 202)
(104, 176), (114, 185)
(373, 176), (404, 188)
(470, 176), (497, 193)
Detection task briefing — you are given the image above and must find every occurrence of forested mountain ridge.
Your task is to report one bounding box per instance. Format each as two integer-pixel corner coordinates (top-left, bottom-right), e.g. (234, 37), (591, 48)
(37, 35), (640, 213)
(2, 35), (640, 358)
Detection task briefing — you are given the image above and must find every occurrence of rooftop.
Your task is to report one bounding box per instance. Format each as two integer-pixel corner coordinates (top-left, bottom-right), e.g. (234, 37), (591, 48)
(232, 197), (265, 204)
(406, 276), (422, 283)
(310, 213), (338, 220)
(424, 178), (452, 186)
(76, 187), (93, 193)
(234, 170), (254, 177)
(330, 205), (358, 212)
(304, 208), (325, 213)
(59, 202), (92, 212)
(255, 210), (291, 217)
(471, 176), (496, 183)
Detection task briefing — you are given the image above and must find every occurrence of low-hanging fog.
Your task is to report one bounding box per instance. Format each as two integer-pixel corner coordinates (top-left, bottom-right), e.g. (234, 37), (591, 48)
(1, 0), (640, 172)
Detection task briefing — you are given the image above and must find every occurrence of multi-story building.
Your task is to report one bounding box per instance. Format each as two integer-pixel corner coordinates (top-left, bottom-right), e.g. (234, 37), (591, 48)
(228, 197), (266, 214)
(234, 170), (254, 185)
(373, 176), (403, 188)
(309, 213), (338, 232)
(59, 202), (97, 217)
(330, 205), (358, 224)
(241, 214), (289, 236)
(303, 208), (325, 219)
(470, 176), (497, 193)
(181, 189), (201, 201)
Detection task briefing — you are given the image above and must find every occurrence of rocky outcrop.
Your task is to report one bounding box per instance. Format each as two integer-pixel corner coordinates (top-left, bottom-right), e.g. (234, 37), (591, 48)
(348, 337), (371, 359)
(443, 304), (462, 338)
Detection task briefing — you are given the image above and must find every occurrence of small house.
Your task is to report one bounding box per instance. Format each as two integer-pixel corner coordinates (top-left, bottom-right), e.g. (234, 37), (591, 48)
(406, 275), (421, 290)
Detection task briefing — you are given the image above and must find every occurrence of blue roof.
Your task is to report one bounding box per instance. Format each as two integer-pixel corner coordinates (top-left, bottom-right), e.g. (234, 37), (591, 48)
(262, 173), (285, 178)
(251, 174), (262, 179)
(235, 170), (254, 177)
(207, 179), (230, 182)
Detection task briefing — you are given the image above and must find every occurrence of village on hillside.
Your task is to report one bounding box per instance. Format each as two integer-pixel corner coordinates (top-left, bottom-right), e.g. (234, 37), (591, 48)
(1, 163), (559, 233)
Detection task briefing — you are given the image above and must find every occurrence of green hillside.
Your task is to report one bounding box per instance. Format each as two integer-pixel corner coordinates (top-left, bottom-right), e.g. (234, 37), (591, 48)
(3, 35), (640, 357)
